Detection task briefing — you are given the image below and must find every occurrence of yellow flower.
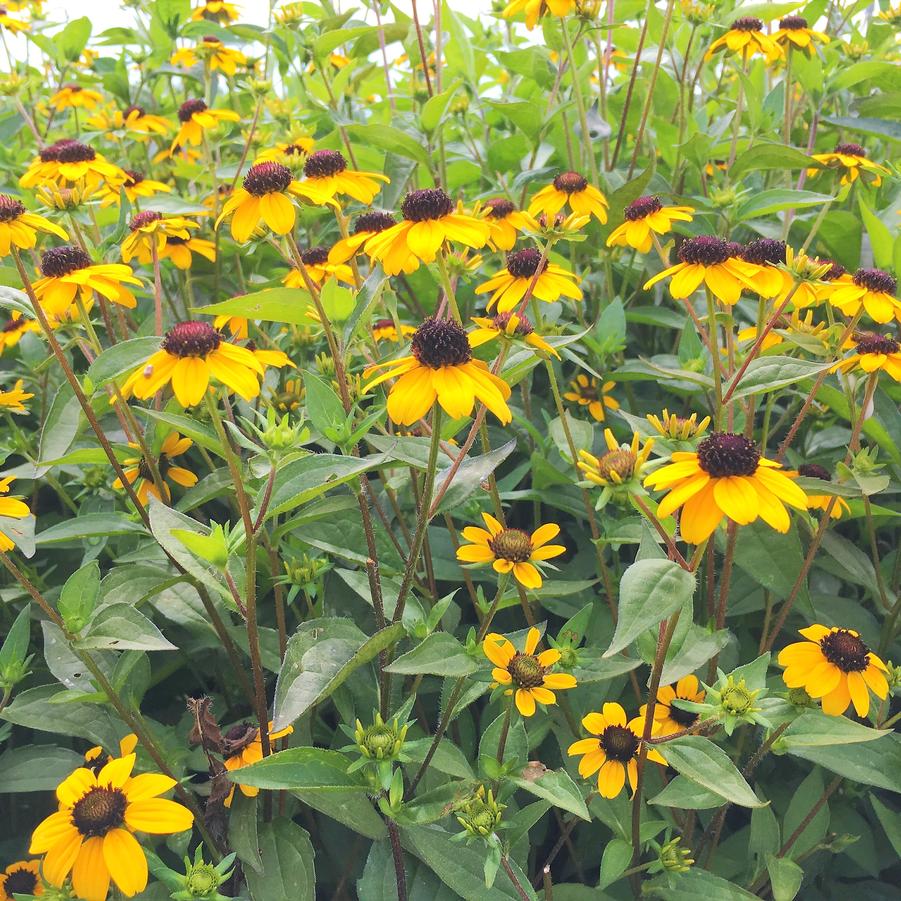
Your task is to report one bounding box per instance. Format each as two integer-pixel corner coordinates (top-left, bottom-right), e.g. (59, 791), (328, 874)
(468, 311), (559, 357)
(19, 139), (126, 190)
(217, 162), (308, 242)
(794, 463), (851, 520)
(32, 246), (142, 316)
(705, 17), (780, 60)
(120, 321), (264, 407)
(121, 212), (199, 265)
(807, 143), (890, 187)
(502, 0), (576, 30)
(606, 196), (694, 253)
(171, 99), (240, 149)
(248, 341), (295, 371)
(646, 409), (710, 441)
(772, 15), (830, 55)
(171, 38), (247, 75)
(457, 512), (565, 589)
(283, 246), (355, 287)
(828, 268), (900, 325)
(648, 675), (706, 736)
(737, 309), (829, 351)
(328, 210), (397, 264)
(0, 8), (29, 32)
(474, 248), (582, 314)
(191, 0), (240, 22)
(779, 624), (889, 717)
(0, 312), (41, 352)
(0, 194), (68, 255)
(0, 860), (43, 900)
(528, 171), (608, 224)
(567, 702), (666, 798)
(214, 315), (248, 339)
(363, 317), (512, 425)
(83, 735), (139, 771)
(483, 627), (577, 715)
(643, 431), (808, 544)
(372, 318), (416, 343)
(49, 84), (104, 111)
(295, 149), (388, 206)
(223, 721), (293, 806)
(120, 104), (172, 136)
(28, 752), (193, 901)
(98, 169), (172, 207)
(0, 378), (33, 413)
(734, 238), (794, 299)
(832, 331), (901, 381)
(563, 374), (619, 422)
(161, 234), (216, 270)
(481, 198), (539, 251)
(578, 428), (654, 487)
(112, 432), (199, 505)
(0, 477), (29, 551)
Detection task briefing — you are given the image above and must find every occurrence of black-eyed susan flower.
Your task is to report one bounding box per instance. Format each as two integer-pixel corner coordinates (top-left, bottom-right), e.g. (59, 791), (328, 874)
(829, 268), (900, 324)
(223, 721), (293, 806)
(0, 7), (28, 32)
(0, 313), (40, 353)
(779, 624), (889, 716)
(457, 513), (565, 589)
(482, 197), (539, 251)
(120, 320), (264, 407)
(736, 238), (794, 299)
(646, 409), (710, 441)
(0, 193), (68, 255)
(474, 247), (582, 313)
(172, 98), (240, 149)
(19, 139), (126, 190)
(483, 627), (576, 716)
(563, 374), (619, 423)
(192, 0), (239, 22)
(578, 428), (654, 488)
(372, 318), (416, 343)
(255, 136), (315, 167)
(705, 17), (780, 60)
(283, 246), (355, 288)
(0, 378), (33, 413)
(98, 169), (171, 207)
(795, 463), (851, 520)
(113, 432), (199, 505)
(772, 15), (829, 54)
(295, 149), (388, 206)
(643, 431), (808, 544)
(32, 246), (142, 316)
(644, 235), (762, 305)
(160, 233), (216, 270)
(328, 210), (397, 264)
(469, 311), (559, 357)
(528, 171), (608, 224)
(0, 477), (29, 551)
(363, 317), (512, 425)
(217, 162), (306, 242)
(120, 104), (171, 136)
(28, 752), (193, 901)
(606, 196), (694, 253)
(0, 860), (42, 900)
(501, 0), (577, 31)
(121, 211), (199, 265)
(807, 143), (890, 186)
(171, 37), (247, 76)
(49, 83), (104, 111)
(567, 702), (665, 798)
(832, 331), (901, 381)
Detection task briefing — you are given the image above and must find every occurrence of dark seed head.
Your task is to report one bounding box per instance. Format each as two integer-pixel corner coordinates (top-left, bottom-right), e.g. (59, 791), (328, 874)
(506, 248), (547, 279)
(853, 268), (896, 295)
(834, 143), (866, 157)
(40, 139), (78, 162)
(123, 169), (145, 186)
(71, 786), (128, 838)
(1, 317), (27, 333)
(40, 245), (92, 278)
(624, 195), (663, 221)
(123, 104), (146, 118)
(854, 332), (899, 356)
(410, 316), (472, 368)
(63, 83), (83, 92)
(488, 528), (533, 563)
(178, 98), (208, 122)
(819, 259), (846, 281)
(303, 149), (347, 178)
(401, 187), (454, 222)
(243, 161), (292, 196)
(55, 140), (96, 163)
(678, 235), (731, 266)
(485, 197), (515, 219)
(600, 725), (640, 762)
(300, 246), (329, 266)
(779, 15), (809, 29)
(508, 652), (546, 689)
(353, 210), (395, 235)
(732, 16), (763, 31)
(553, 171), (588, 194)
(492, 311), (533, 336)
(820, 629), (870, 673)
(595, 448), (637, 482)
(129, 210), (162, 230)
(202, 34), (221, 43)
(697, 432), (760, 477)
(0, 194), (25, 222)
(742, 238), (787, 267)
(668, 702), (699, 728)
(162, 321), (222, 358)
(798, 463), (832, 481)
(3, 866), (38, 896)
(282, 142), (308, 157)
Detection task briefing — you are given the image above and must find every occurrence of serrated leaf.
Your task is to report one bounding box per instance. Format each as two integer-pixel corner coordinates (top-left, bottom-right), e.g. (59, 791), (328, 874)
(662, 736), (765, 807)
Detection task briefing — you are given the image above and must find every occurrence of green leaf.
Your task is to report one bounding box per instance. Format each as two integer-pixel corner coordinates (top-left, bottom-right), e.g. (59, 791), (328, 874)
(233, 747), (369, 792)
(245, 819), (315, 901)
(58, 16), (92, 61)
(645, 869), (758, 900)
(0, 604), (31, 679)
(787, 734), (901, 792)
(302, 370), (346, 438)
(0, 744), (84, 792)
(193, 288), (314, 325)
(434, 439), (517, 514)
(313, 24), (373, 57)
(730, 142), (817, 179)
(38, 382), (80, 465)
(58, 563), (101, 633)
(598, 838), (633, 889)
(344, 123), (430, 165)
(421, 85), (458, 133)
(870, 795), (901, 858)
(36, 514), (146, 545)
(510, 768), (590, 820)
(782, 767), (829, 858)
(228, 793), (262, 874)
(820, 115), (901, 143)
(766, 856), (803, 901)
(725, 356), (832, 400)
(661, 736), (765, 807)
(780, 711), (888, 749)
(138, 408), (222, 454)
(649, 774), (724, 810)
(86, 337), (162, 389)
(0, 685), (120, 747)
(79, 605), (177, 652)
(736, 190), (834, 221)
(604, 559), (695, 658)
(858, 196), (894, 269)
(734, 520), (809, 604)
(385, 632), (478, 677)
(319, 277), (355, 322)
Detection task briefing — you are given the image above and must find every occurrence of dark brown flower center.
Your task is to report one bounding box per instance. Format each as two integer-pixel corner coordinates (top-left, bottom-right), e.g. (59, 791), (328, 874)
(820, 259), (846, 281)
(508, 653), (546, 689)
(55, 140), (96, 163)
(223, 722), (258, 754)
(41, 245), (92, 277)
(123, 169), (145, 186)
(506, 248), (547, 278)
(488, 528), (533, 563)
(353, 210), (395, 234)
(600, 725), (640, 762)
(678, 235), (730, 266)
(123, 104), (146, 118)
(1, 318), (26, 333)
(733, 16), (763, 31)
(624, 195), (662, 221)
(410, 317), (472, 368)
(553, 171), (588, 194)
(303, 149), (347, 178)
(301, 246), (329, 266)
(162, 321), (221, 358)
(202, 34), (221, 44)
(283, 143), (307, 156)
(596, 448), (636, 481)
(3, 866), (38, 895)
(798, 463), (831, 481)
(0, 194), (25, 222)
(697, 432), (760, 477)
(834, 143), (865, 157)
(178, 98), (208, 122)
(71, 786), (127, 838)
(485, 197), (515, 219)
(668, 701), (699, 728)
(243, 161), (292, 196)
(492, 311), (533, 336)
(129, 210), (162, 230)
(401, 187), (454, 222)
(780, 15), (808, 29)
(820, 629), (870, 673)
(741, 238), (786, 267)
(854, 332), (899, 355)
(853, 268), (896, 294)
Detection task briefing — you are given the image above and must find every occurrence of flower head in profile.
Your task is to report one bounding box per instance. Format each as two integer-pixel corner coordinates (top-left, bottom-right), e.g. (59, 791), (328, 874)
(171, 37), (247, 76)
(469, 311), (559, 357)
(779, 624), (889, 716)
(644, 432), (808, 544)
(223, 721), (293, 806)
(483, 627), (576, 716)
(481, 197), (539, 251)
(0, 860), (42, 900)
(283, 245), (355, 288)
(829, 268), (900, 325)
(329, 211), (397, 264)
(807, 143), (890, 186)
(121, 211), (200, 265)
(0, 313), (40, 353)
(363, 317), (512, 425)
(19, 139), (126, 190)
(365, 188), (489, 275)
(501, 0), (576, 30)
(172, 99), (240, 150)
(255, 135), (315, 169)
(113, 432), (199, 505)
(568, 702), (665, 798)
(98, 169), (171, 207)
(772, 16), (829, 55)
(295, 149), (388, 206)
(118, 104), (172, 136)
(649, 675), (706, 736)
(29, 752), (193, 901)
(606, 196), (694, 253)
(563, 374), (619, 422)
(0, 194), (68, 256)
(705, 17), (780, 60)
(457, 513), (565, 589)
(192, 0), (240, 22)
(218, 162), (308, 242)
(475, 248), (582, 313)
(646, 409), (710, 441)
(120, 321), (264, 407)
(578, 428), (654, 490)
(795, 462), (850, 520)
(49, 84), (104, 111)
(832, 331), (901, 381)
(528, 171), (608, 224)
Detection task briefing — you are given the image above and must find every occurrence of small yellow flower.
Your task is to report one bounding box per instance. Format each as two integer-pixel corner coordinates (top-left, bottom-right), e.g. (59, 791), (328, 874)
(49, 83), (104, 111)
(578, 429), (654, 487)
(0, 8), (29, 33)
(705, 17), (780, 60)
(254, 136), (315, 167)
(648, 675), (706, 736)
(328, 211), (397, 264)
(772, 15), (830, 55)
(807, 143), (890, 187)
(372, 318), (416, 343)
(469, 311), (559, 358)
(563, 374), (619, 422)
(832, 331), (901, 381)
(0, 860), (43, 900)
(218, 162), (308, 242)
(223, 721), (293, 806)
(502, 0), (577, 31)
(0, 378), (33, 413)
(98, 169), (172, 207)
(606, 196), (694, 253)
(121, 212), (200, 266)
(0, 194), (68, 255)
(171, 38), (247, 76)
(283, 246), (355, 288)
(475, 248), (582, 314)
(480, 197), (539, 251)
(19, 139), (126, 190)
(0, 312), (41, 353)
(113, 432), (199, 505)
(0, 477), (29, 551)
(296, 149), (388, 206)
(828, 268), (900, 325)
(171, 99), (240, 150)
(191, 0), (240, 22)
(528, 171), (608, 224)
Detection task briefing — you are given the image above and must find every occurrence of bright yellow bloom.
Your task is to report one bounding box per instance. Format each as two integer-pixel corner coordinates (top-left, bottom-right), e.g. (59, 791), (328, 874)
(0, 477), (29, 551)
(121, 212), (199, 265)
(29, 753), (193, 901)
(0, 313), (41, 353)
(502, 0), (576, 31)
(218, 162), (308, 242)
(483, 627), (577, 715)
(0, 194), (67, 256)
(161, 235), (216, 270)
(112, 432), (199, 505)
(772, 15), (830, 55)
(475, 248), (581, 314)
(606, 196), (694, 253)
(648, 675), (706, 736)
(120, 321), (264, 407)
(568, 702), (666, 798)
(0, 860), (43, 900)
(733, 238), (794, 300)
(295, 149), (388, 206)
(19, 140), (126, 190)
(563, 375), (619, 422)
(578, 429), (654, 487)
(0, 378), (33, 413)
(807, 143), (890, 187)
(372, 319), (415, 343)
(0, 8), (29, 32)
(172, 99), (240, 150)
(328, 210), (397, 264)
(223, 721), (293, 806)
(214, 315), (248, 339)
(793, 463), (851, 520)
(363, 317), (512, 425)
(119, 104), (172, 136)
(457, 512), (565, 589)
(97, 169), (172, 207)
(49, 84), (103, 111)
(469, 312), (559, 358)
(171, 38), (247, 75)
(705, 17), (780, 60)
(283, 246), (355, 288)
(481, 198), (539, 251)
(643, 432), (808, 544)
(254, 136), (315, 169)
(829, 268), (900, 324)
(83, 735), (139, 771)
(191, 0), (240, 22)
(779, 624), (889, 717)
(528, 171), (608, 224)
(832, 331), (901, 381)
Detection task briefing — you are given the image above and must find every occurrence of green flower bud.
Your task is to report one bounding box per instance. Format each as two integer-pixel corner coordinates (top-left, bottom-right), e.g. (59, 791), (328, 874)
(659, 836), (694, 873)
(354, 713), (408, 760)
(455, 786), (504, 838)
